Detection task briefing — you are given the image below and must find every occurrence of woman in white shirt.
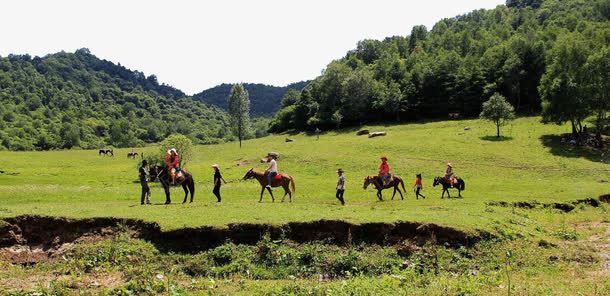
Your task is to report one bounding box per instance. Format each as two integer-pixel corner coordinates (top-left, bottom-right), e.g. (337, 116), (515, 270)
(265, 153), (278, 188)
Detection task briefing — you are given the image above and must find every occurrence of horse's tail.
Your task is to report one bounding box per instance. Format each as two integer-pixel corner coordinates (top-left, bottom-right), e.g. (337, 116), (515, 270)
(290, 176), (296, 194)
(400, 177), (406, 192)
(459, 179), (465, 191)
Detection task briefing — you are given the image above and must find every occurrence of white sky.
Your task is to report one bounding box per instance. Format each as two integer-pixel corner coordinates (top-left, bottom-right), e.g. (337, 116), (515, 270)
(0, 0), (504, 94)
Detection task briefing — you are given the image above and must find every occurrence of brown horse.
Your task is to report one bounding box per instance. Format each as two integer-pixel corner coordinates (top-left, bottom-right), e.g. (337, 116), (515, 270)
(243, 168), (296, 203)
(363, 175), (406, 201)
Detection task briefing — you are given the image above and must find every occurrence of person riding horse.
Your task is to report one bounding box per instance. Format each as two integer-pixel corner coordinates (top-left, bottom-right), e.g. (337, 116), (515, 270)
(264, 152), (279, 189)
(379, 156), (392, 186)
(445, 163), (457, 186)
(165, 148), (181, 185)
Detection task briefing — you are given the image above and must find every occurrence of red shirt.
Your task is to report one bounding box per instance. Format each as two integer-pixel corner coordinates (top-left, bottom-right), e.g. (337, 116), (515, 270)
(415, 177), (422, 186)
(379, 162), (390, 175)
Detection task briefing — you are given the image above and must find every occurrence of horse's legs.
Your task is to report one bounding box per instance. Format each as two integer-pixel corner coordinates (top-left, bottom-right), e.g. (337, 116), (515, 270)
(398, 187), (404, 200)
(189, 179), (195, 203)
(458, 189), (462, 198)
(164, 184), (171, 204)
(377, 190), (383, 201)
(267, 187), (275, 202)
(259, 187), (265, 203)
(392, 187), (396, 200)
(281, 183), (289, 202)
(447, 188), (452, 199)
(182, 183), (188, 204)
(441, 189), (445, 199)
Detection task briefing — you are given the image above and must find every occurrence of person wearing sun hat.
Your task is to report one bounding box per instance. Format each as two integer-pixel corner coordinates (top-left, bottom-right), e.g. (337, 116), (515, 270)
(212, 164), (226, 202)
(378, 156), (391, 186)
(264, 152), (279, 188)
(445, 162), (455, 186)
(336, 168), (346, 205)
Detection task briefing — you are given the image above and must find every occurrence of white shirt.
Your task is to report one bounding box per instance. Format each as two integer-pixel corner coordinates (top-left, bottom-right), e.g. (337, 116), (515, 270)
(337, 175), (345, 190)
(269, 159), (278, 173)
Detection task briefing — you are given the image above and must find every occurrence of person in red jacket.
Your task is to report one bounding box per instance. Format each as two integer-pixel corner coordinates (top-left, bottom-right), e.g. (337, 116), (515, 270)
(165, 148), (180, 185)
(378, 156), (391, 186)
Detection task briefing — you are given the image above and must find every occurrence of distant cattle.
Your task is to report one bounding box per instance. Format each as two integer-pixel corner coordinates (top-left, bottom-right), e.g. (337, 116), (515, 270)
(127, 152), (139, 159)
(285, 138), (294, 142)
(368, 132), (386, 138)
(356, 129), (370, 136)
(99, 149), (114, 156)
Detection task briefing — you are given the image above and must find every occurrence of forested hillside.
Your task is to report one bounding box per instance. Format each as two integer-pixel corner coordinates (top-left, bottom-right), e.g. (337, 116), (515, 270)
(270, 0), (610, 132)
(193, 81), (309, 116)
(0, 49), (230, 151)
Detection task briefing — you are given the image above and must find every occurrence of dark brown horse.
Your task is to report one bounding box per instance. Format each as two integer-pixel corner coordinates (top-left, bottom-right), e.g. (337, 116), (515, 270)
(98, 149), (113, 156)
(363, 175), (406, 201)
(433, 176), (465, 198)
(243, 168), (296, 203)
(127, 152), (138, 158)
(149, 165), (195, 204)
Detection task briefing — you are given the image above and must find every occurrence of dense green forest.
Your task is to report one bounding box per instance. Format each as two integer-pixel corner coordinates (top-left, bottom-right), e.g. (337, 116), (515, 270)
(0, 49), (231, 151)
(193, 81), (309, 117)
(270, 0), (610, 132)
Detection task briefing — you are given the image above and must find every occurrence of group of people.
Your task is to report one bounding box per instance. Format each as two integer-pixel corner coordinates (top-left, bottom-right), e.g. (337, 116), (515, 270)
(138, 149), (458, 206)
(332, 157), (457, 205)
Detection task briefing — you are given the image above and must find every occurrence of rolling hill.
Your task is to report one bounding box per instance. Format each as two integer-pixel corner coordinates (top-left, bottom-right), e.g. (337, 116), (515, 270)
(192, 81), (310, 117)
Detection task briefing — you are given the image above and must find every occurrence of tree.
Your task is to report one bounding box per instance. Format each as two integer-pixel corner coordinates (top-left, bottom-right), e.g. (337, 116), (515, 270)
(158, 134), (193, 168)
(480, 93), (516, 137)
(539, 33), (590, 137)
(228, 84), (251, 147)
(584, 47), (609, 147)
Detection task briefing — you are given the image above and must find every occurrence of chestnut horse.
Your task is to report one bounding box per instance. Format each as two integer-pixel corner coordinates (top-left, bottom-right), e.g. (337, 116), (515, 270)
(243, 168), (296, 203)
(363, 175), (406, 201)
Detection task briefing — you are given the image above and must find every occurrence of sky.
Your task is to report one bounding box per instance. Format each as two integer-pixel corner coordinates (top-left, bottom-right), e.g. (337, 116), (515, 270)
(0, 0), (505, 94)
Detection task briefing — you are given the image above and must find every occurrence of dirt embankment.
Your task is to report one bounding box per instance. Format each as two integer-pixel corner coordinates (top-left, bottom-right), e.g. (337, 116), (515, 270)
(487, 196), (607, 213)
(0, 216), (486, 263)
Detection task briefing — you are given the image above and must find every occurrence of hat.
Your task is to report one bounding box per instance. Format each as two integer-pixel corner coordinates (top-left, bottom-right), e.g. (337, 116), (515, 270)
(447, 163), (452, 167)
(336, 168), (344, 173)
(380, 156), (388, 160)
(170, 148), (177, 153)
(212, 164), (219, 168)
(267, 152), (279, 159)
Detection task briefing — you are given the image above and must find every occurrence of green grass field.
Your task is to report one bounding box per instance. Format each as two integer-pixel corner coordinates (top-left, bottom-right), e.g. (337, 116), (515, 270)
(0, 117), (607, 231)
(2, 117), (609, 295)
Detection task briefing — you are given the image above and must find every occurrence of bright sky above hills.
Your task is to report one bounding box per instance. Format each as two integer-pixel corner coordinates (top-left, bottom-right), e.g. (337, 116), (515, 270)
(1, 0), (505, 94)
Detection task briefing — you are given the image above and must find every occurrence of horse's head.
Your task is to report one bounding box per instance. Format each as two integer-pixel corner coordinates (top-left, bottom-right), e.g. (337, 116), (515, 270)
(149, 165), (162, 182)
(363, 176), (372, 189)
(243, 168), (255, 180)
(432, 177), (440, 187)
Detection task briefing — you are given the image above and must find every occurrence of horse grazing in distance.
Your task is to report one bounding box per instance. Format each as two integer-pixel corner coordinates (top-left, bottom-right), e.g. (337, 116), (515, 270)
(127, 152), (139, 158)
(433, 176), (465, 198)
(363, 175), (406, 201)
(243, 168), (296, 203)
(98, 149), (114, 156)
(149, 165), (195, 204)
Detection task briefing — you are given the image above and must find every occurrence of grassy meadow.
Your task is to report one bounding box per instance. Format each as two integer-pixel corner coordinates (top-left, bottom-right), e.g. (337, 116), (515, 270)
(0, 117), (607, 231)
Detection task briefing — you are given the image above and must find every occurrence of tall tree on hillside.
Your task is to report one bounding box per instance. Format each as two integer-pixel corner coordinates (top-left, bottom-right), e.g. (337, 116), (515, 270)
(539, 33), (590, 138)
(480, 93), (516, 137)
(228, 84), (251, 147)
(584, 47), (610, 147)
(408, 25), (427, 54)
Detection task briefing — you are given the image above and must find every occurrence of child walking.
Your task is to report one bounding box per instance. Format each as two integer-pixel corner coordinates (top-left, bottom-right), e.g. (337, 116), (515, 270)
(139, 160), (151, 205)
(414, 173), (426, 199)
(212, 164), (226, 202)
(336, 168), (346, 205)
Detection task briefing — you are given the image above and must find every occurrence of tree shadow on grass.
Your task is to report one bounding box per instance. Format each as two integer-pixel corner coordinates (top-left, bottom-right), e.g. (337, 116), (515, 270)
(480, 135), (513, 142)
(540, 135), (610, 164)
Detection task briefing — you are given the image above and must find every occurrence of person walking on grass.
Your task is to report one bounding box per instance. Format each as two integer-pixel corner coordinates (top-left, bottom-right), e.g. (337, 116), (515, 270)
(212, 164), (226, 202)
(413, 173), (426, 199)
(139, 160), (151, 205)
(336, 168), (346, 205)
